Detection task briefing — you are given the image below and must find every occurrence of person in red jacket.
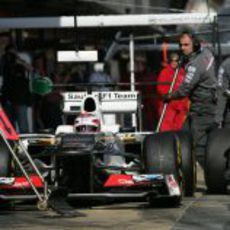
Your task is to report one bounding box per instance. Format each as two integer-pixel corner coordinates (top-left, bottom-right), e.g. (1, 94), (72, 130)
(156, 53), (190, 131)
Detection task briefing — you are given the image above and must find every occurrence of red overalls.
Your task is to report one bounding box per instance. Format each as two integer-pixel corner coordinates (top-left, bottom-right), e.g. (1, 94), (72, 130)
(156, 65), (190, 132)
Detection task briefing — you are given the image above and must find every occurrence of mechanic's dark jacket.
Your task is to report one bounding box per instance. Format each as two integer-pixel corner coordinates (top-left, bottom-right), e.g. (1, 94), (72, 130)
(171, 48), (217, 116)
(215, 57), (230, 124)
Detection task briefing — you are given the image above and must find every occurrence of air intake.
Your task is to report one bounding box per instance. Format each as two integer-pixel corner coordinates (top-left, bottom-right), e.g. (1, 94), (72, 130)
(83, 97), (97, 112)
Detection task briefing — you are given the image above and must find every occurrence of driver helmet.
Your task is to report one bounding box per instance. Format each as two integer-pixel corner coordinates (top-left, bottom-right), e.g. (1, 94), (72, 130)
(74, 112), (100, 133)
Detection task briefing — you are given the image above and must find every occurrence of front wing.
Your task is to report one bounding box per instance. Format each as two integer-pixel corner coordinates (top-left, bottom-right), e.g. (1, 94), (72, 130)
(68, 173), (181, 200)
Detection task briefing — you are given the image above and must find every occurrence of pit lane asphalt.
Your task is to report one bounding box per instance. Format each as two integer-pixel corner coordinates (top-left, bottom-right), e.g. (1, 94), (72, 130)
(0, 166), (230, 230)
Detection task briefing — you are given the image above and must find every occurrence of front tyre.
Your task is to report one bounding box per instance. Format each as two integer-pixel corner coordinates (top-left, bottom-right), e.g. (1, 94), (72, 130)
(0, 137), (11, 177)
(143, 132), (181, 206)
(174, 131), (196, 197)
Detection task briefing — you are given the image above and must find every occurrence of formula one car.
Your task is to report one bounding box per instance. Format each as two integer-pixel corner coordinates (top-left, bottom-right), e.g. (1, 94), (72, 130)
(24, 90), (196, 207)
(0, 106), (49, 210)
(0, 109), (82, 216)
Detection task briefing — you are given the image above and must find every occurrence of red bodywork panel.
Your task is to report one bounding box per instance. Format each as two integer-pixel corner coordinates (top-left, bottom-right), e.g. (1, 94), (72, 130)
(104, 174), (150, 187)
(0, 108), (18, 140)
(0, 175), (43, 190)
(104, 174), (134, 187)
(0, 108), (43, 195)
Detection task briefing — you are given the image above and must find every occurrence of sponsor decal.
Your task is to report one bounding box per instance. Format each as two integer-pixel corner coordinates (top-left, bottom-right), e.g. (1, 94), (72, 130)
(133, 174), (163, 182)
(165, 174), (181, 196)
(217, 67), (224, 87)
(64, 92), (138, 101)
(0, 177), (15, 185)
(118, 178), (135, 185)
(100, 92), (137, 100)
(66, 92), (86, 100)
(185, 66), (196, 83)
(104, 174), (162, 187)
(0, 175), (43, 190)
(187, 65), (196, 73)
(104, 174), (134, 187)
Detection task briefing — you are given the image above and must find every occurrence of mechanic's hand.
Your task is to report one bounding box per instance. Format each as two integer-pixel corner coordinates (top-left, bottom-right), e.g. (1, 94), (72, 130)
(223, 89), (230, 98)
(207, 122), (221, 132)
(162, 94), (171, 103)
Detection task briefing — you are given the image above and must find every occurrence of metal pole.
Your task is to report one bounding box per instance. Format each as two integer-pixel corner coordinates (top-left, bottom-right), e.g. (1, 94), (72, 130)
(129, 34), (135, 91)
(18, 140), (45, 182)
(215, 15), (222, 67)
(0, 133), (44, 202)
(129, 34), (137, 129)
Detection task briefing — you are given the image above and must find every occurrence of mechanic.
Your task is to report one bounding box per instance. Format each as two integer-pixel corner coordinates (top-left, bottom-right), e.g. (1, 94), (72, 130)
(1, 44), (32, 133)
(88, 62), (113, 91)
(156, 52), (190, 131)
(215, 57), (230, 128)
(163, 31), (218, 168)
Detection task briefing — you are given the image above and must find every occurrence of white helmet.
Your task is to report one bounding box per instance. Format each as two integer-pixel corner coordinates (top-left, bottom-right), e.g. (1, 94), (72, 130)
(74, 112), (100, 133)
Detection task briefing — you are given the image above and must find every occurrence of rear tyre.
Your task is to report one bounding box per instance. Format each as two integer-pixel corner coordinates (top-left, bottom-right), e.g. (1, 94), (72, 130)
(205, 129), (229, 194)
(142, 132), (181, 207)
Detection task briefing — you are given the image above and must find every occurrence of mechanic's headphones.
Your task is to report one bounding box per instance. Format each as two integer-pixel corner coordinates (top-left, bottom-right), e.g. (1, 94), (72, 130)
(180, 31), (201, 53)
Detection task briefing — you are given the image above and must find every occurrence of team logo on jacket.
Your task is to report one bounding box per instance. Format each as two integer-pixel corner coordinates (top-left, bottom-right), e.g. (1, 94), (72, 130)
(185, 66), (196, 83)
(217, 67), (224, 87)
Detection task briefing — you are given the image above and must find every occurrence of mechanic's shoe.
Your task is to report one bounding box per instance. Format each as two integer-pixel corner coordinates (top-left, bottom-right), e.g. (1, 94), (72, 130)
(48, 188), (85, 218)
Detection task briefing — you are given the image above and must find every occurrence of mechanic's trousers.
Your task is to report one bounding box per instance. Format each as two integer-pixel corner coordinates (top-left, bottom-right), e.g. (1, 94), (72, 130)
(183, 114), (216, 168)
(160, 106), (188, 132)
(223, 111), (230, 128)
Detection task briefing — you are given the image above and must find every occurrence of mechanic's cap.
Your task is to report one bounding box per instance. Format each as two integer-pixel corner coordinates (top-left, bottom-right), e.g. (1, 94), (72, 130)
(74, 112), (100, 133)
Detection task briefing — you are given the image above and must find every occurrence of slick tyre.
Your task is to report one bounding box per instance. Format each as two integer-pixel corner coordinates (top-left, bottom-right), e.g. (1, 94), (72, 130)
(143, 132), (181, 206)
(174, 131), (196, 197)
(205, 129), (229, 194)
(0, 137), (11, 176)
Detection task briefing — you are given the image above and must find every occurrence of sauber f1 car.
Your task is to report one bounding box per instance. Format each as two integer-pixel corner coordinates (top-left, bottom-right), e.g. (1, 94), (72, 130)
(24, 90), (196, 207)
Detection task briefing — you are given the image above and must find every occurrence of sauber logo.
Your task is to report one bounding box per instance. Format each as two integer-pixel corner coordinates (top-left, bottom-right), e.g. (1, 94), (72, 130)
(64, 91), (138, 101)
(104, 174), (134, 187)
(0, 176), (43, 190)
(118, 178), (134, 185)
(165, 175), (181, 196)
